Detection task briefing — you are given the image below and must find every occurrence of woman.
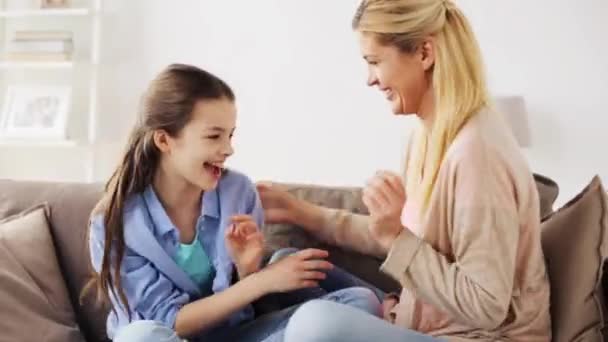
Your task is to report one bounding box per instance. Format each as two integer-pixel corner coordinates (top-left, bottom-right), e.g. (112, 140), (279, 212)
(259, 0), (551, 341)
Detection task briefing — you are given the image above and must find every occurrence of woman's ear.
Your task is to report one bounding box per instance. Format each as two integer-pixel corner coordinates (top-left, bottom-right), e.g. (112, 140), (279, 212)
(419, 38), (436, 71)
(153, 129), (172, 153)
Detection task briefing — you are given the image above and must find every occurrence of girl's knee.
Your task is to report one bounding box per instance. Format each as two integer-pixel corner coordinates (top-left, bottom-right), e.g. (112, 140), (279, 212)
(326, 287), (382, 317)
(268, 247), (300, 264)
(113, 320), (181, 342)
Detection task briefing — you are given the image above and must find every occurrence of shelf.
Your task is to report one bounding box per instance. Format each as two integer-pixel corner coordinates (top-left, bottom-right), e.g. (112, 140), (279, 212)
(0, 61), (74, 69)
(0, 139), (79, 147)
(0, 8), (90, 18)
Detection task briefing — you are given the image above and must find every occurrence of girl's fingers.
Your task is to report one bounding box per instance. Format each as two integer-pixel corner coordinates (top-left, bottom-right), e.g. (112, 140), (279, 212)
(246, 232), (264, 243)
(231, 215), (254, 223)
(298, 280), (319, 288)
(225, 223), (237, 238)
(300, 271), (327, 281)
(301, 260), (334, 271)
(297, 248), (329, 260)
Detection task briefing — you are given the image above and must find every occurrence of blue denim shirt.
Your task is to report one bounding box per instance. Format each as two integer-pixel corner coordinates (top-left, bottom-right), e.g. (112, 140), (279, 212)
(89, 169), (264, 339)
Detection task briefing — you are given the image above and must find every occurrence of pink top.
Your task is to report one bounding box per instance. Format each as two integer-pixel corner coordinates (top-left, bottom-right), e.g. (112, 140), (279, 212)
(317, 109), (551, 340)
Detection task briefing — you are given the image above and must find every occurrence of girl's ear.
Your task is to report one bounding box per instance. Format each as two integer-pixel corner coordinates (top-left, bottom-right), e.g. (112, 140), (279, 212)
(153, 129), (172, 153)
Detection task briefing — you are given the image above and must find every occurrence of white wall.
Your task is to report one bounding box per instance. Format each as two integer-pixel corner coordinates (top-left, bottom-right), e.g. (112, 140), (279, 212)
(2, 0), (607, 207)
(458, 0), (608, 205)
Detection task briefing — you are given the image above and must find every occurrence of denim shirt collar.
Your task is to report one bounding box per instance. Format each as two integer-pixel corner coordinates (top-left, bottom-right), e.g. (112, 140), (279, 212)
(143, 185), (220, 237)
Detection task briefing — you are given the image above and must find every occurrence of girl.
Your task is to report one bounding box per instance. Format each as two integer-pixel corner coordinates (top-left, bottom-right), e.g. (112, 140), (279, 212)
(86, 64), (380, 342)
(260, 0), (551, 341)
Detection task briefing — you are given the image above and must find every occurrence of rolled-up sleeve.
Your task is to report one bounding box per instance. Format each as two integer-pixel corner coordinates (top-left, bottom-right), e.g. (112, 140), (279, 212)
(89, 216), (190, 328)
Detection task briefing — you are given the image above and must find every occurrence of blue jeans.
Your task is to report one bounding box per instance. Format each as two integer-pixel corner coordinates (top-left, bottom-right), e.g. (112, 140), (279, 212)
(276, 248), (440, 342)
(284, 300), (440, 342)
(112, 248), (381, 342)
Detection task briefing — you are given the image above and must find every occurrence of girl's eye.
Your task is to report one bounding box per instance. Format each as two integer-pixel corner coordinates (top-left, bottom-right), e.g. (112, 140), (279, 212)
(206, 135), (220, 140)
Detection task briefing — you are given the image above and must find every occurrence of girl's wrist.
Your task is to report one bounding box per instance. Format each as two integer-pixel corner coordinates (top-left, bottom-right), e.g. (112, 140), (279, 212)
(245, 270), (271, 298)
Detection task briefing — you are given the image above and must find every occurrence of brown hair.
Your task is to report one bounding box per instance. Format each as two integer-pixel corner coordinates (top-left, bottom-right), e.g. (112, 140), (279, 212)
(82, 64), (234, 319)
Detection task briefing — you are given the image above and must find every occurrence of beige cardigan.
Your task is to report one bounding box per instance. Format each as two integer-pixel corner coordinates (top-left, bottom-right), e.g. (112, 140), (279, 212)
(314, 110), (551, 341)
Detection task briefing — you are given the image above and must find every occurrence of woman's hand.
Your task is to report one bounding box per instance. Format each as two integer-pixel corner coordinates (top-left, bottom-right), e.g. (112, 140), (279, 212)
(256, 182), (300, 224)
(225, 215), (265, 279)
(362, 171), (406, 253)
(254, 248), (333, 294)
(381, 294), (400, 323)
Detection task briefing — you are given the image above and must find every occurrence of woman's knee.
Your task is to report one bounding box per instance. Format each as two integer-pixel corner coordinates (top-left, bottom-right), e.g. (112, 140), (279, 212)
(284, 300), (351, 342)
(268, 247), (300, 264)
(325, 287), (382, 317)
(113, 320), (182, 342)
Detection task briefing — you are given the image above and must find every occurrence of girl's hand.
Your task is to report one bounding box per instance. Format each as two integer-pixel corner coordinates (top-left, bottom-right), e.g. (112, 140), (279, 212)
(362, 171), (407, 253)
(255, 248), (333, 294)
(225, 215), (265, 279)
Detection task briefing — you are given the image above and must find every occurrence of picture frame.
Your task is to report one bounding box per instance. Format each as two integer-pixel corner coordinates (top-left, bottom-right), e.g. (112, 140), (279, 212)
(0, 85), (71, 140)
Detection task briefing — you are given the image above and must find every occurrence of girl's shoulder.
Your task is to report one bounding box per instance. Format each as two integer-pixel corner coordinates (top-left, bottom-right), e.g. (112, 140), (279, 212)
(218, 168), (257, 194)
(89, 192), (149, 233)
(215, 169), (261, 217)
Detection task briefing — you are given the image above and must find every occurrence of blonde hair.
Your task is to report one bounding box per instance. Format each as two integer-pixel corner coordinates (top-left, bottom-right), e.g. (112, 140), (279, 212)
(353, 0), (490, 209)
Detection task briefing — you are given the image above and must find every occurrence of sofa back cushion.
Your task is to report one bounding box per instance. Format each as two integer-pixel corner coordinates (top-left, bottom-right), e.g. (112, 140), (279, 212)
(0, 180), (108, 342)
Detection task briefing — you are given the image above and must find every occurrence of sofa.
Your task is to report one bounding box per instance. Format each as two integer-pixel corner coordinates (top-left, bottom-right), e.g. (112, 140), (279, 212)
(0, 173), (606, 342)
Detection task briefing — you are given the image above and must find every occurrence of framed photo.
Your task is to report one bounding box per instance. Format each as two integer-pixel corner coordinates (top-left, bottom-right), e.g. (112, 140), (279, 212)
(0, 85), (71, 139)
(40, 0), (70, 9)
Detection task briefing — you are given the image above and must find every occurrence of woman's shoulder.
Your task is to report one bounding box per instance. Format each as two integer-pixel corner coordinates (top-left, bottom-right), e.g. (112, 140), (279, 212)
(446, 108), (524, 168)
(442, 108), (537, 206)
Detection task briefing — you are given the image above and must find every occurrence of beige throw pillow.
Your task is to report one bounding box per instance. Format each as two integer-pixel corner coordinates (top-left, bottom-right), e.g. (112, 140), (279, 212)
(541, 176), (608, 342)
(0, 205), (85, 342)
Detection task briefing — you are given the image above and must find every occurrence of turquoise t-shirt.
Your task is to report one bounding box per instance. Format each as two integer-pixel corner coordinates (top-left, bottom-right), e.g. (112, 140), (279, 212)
(173, 232), (216, 293)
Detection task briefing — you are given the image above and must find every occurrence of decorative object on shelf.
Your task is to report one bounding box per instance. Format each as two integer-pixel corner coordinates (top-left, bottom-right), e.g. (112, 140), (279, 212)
(5, 30), (73, 62)
(494, 95), (532, 148)
(0, 85), (71, 139)
(40, 0), (70, 9)
(0, 0), (102, 182)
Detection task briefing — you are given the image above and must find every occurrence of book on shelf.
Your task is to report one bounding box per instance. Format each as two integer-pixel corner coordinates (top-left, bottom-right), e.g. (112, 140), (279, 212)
(14, 30), (73, 41)
(4, 52), (71, 62)
(5, 30), (73, 63)
(7, 40), (73, 54)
